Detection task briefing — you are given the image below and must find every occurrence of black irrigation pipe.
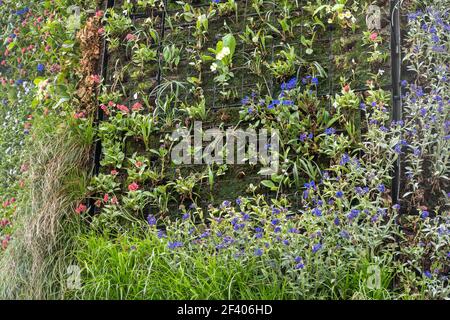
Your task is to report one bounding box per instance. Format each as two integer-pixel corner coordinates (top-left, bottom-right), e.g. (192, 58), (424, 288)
(390, 0), (402, 206)
(88, 0), (115, 215)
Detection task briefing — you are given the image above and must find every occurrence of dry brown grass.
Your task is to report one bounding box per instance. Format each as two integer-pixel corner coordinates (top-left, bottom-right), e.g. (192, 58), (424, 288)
(0, 121), (91, 299)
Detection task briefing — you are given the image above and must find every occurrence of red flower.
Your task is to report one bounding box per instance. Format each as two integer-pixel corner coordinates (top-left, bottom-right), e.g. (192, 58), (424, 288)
(75, 203), (87, 214)
(128, 182), (139, 192)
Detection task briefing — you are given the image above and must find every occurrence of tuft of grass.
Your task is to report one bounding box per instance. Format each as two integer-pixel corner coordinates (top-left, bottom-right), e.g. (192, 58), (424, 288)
(0, 114), (92, 299)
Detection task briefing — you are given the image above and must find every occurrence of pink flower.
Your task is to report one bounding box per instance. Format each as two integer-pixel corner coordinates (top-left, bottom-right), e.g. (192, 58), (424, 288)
(111, 196), (119, 205)
(128, 182), (139, 192)
(98, 27), (105, 35)
(117, 104), (130, 114)
(131, 102), (143, 111)
(2, 237), (10, 250)
(343, 84), (350, 93)
(103, 194), (109, 203)
(74, 112), (86, 119)
(125, 33), (136, 41)
(96, 10), (104, 18)
(370, 32), (378, 41)
(75, 203), (87, 214)
(0, 219), (10, 228)
(90, 74), (101, 84)
(111, 169), (119, 175)
(94, 199), (102, 207)
(135, 161), (143, 168)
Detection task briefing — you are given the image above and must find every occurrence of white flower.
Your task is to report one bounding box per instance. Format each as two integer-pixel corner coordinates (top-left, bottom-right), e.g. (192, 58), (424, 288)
(210, 63), (218, 72)
(217, 47), (231, 61)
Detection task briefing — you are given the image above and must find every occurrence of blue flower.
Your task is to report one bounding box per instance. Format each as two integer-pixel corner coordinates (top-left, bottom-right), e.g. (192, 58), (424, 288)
(421, 211), (429, 219)
(37, 63), (45, 72)
(182, 213), (190, 220)
(168, 241), (183, 249)
(147, 215), (157, 226)
(312, 207), (322, 217)
(325, 127), (336, 135)
(311, 77), (319, 85)
(281, 77), (297, 90)
(336, 190), (344, 198)
(294, 262), (305, 270)
(299, 133), (308, 142)
(212, 0), (220, 3)
(334, 217), (340, 226)
(339, 230), (350, 239)
(347, 209), (360, 220)
(423, 271), (432, 279)
(377, 184), (385, 193)
(312, 243), (322, 253)
(271, 218), (280, 225)
(157, 230), (166, 238)
(282, 99), (294, 106)
(254, 248), (263, 256)
(16, 7), (29, 15)
(340, 153), (351, 165)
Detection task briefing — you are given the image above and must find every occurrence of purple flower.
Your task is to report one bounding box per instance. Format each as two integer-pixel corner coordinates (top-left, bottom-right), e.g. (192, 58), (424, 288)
(423, 271), (432, 279)
(182, 213), (190, 220)
(377, 184), (386, 193)
(254, 248), (263, 256)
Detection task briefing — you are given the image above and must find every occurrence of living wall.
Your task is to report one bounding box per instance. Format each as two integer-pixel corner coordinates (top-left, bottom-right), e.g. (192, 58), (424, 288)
(0, 0), (448, 300)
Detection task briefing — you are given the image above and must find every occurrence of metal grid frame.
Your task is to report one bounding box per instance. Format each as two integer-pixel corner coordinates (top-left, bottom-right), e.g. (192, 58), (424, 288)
(90, 0), (403, 214)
